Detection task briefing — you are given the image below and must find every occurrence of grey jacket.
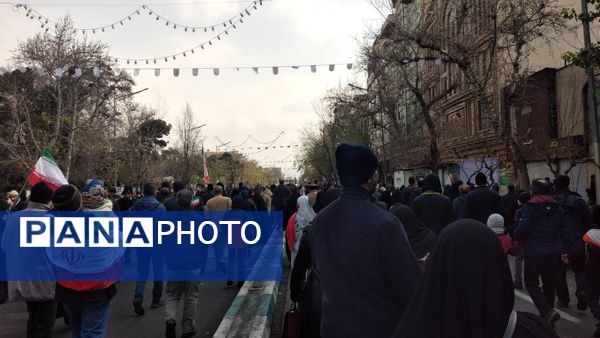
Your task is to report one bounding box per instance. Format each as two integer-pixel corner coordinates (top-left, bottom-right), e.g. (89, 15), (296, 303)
(3, 202), (55, 302)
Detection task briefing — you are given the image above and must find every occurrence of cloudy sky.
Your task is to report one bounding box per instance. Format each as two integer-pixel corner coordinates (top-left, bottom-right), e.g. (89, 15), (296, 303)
(0, 0), (385, 178)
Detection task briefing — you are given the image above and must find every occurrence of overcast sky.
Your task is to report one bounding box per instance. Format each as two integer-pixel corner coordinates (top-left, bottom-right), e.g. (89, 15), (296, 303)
(0, 0), (384, 178)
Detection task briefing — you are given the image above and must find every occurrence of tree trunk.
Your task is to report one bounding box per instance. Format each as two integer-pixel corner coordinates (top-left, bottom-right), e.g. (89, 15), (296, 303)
(64, 104), (79, 180)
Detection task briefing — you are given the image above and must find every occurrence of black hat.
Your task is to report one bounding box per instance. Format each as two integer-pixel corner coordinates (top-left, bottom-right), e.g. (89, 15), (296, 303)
(335, 143), (378, 188)
(30, 182), (53, 204)
(52, 184), (82, 211)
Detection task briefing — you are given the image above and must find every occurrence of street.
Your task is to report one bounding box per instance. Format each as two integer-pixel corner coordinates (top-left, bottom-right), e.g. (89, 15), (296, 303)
(0, 281), (239, 338)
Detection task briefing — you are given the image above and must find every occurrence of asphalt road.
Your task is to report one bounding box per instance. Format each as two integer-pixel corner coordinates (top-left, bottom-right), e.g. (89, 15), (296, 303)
(0, 281), (239, 338)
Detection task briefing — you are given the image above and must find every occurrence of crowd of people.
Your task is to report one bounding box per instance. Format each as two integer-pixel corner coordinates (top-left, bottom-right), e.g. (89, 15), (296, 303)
(284, 143), (600, 338)
(1, 141), (600, 338)
(0, 178), (281, 338)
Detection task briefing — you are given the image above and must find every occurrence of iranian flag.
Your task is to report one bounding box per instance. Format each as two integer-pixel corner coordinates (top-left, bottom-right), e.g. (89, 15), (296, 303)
(202, 144), (210, 184)
(27, 149), (69, 190)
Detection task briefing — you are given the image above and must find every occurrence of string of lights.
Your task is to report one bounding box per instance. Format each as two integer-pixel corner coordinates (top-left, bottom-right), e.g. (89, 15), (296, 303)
(12, 1), (262, 34)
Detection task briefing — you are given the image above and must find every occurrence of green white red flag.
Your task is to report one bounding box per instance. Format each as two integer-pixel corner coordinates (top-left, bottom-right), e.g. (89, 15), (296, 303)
(202, 144), (209, 184)
(27, 149), (68, 190)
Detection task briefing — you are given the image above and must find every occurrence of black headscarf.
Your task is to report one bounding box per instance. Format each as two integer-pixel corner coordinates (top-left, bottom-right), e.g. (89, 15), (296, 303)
(423, 174), (442, 194)
(390, 203), (437, 259)
(392, 219), (514, 338)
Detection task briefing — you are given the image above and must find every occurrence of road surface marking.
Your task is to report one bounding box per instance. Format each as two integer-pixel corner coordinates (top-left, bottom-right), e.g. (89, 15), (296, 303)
(514, 290), (581, 324)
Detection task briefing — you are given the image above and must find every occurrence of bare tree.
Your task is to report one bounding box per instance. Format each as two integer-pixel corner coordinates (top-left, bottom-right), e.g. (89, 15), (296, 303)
(176, 103), (203, 183)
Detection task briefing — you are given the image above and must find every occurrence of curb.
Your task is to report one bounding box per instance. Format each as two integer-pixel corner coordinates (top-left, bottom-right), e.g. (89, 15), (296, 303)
(214, 280), (279, 338)
(214, 230), (282, 338)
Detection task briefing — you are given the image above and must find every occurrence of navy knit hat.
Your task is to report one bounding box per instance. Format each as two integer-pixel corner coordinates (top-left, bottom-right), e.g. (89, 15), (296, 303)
(335, 143), (379, 188)
(30, 182), (53, 204)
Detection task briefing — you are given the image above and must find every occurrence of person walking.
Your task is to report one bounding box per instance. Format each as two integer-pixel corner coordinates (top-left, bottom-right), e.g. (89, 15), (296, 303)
(163, 181), (186, 211)
(400, 177), (417, 205)
(164, 190), (202, 338)
(2, 182), (56, 338)
(52, 184), (121, 338)
(511, 191), (531, 290)
(553, 175), (592, 310)
(204, 185), (231, 274)
(310, 143), (422, 338)
(452, 184), (470, 217)
(411, 174), (456, 235)
(290, 187), (341, 338)
(130, 183), (167, 315)
(462, 172), (504, 223)
(392, 219), (560, 338)
(513, 179), (574, 327)
(390, 203), (437, 262)
(272, 179), (290, 213)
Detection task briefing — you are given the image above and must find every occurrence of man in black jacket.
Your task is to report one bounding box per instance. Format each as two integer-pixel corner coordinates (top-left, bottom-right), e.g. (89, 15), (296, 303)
(310, 143), (422, 338)
(462, 172), (504, 223)
(163, 181), (187, 211)
(412, 174), (456, 235)
(514, 179), (574, 327)
(553, 175), (592, 310)
(272, 179), (290, 212)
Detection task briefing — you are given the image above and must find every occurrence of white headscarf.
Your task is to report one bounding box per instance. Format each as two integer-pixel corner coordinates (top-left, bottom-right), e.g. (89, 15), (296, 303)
(296, 195), (316, 229)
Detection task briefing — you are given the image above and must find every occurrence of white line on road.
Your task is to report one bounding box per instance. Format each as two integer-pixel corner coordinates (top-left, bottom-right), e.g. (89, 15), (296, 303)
(514, 290), (581, 324)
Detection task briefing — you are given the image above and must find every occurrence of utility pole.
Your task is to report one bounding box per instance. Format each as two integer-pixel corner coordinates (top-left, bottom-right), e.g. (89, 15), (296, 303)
(582, 0), (600, 203)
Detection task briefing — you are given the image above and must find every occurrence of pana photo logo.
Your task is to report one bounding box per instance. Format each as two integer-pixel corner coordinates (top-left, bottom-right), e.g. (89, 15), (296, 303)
(20, 215), (262, 248)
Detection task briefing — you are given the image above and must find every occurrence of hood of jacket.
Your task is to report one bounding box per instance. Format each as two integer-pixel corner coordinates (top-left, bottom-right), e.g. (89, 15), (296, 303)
(86, 198), (113, 211)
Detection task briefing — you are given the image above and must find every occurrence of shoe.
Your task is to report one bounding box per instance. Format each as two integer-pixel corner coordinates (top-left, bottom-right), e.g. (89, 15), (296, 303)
(577, 298), (588, 311)
(513, 281), (523, 290)
(165, 320), (176, 338)
(181, 331), (196, 338)
(133, 297), (145, 316)
(226, 281), (233, 286)
(237, 281), (244, 288)
(151, 299), (165, 309)
(544, 310), (560, 328)
(557, 299), (569, 308)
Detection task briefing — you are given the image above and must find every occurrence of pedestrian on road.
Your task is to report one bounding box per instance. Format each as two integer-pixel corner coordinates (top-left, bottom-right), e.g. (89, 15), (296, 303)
(290, 187), (340, 338)
(390, 203), (437, 262)
(156, 181), (172, 203)
(130, 183), (167, 315)
(272, 178), (290, 213)
(553, 175), (592, 310)
(163, 181), (186, 211)
(462, 172), (504, 223)
(513, 179), (574, 327)
(310, 143), (422, 338)
(503, 185), (519, 228)
(401, 177), (417, 205)
(292, 194), (316, 264)
(114, 186), (134, 211)
(452, 184), (470, 220)
(412, 174), (456, 235)
(487, 213), (520, 256)
(204, 185), (231, 274)
(52, 184), (120, 338)
(392, 219), (560, 338)
(164, 189), (202, 338)
(510, 191), (531, 290)
(2, 182), (56, 338)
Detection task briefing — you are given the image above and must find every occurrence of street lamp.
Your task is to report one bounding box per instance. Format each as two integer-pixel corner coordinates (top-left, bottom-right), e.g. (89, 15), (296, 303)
(113, 87), (149, 188)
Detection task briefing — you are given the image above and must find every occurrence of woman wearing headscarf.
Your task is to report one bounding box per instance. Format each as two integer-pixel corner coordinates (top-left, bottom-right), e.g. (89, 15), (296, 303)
(290, 187), (341, 338)
(292, 195), (316, 263)
(392, 219), (559, 338)
(390, 203), (437, 261)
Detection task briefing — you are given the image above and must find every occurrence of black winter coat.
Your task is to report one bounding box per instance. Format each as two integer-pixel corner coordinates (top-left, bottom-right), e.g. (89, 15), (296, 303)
(310, 187), (422, 338)
(462, 186), (504, 223)
(412, 192), (456, 235)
